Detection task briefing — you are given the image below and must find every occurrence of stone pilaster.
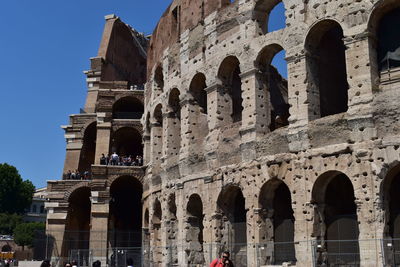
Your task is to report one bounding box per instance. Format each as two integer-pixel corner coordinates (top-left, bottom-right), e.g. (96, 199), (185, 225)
(89, 201), (109, 266)
(94, 119), (111, 164)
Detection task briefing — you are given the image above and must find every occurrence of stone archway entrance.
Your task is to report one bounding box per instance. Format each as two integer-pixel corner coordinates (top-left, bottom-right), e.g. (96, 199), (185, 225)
(217, 185), (247, 267)
(63, 187), (91, 264)
(108, 176), (143, 266)
(312, 171), (360, 266)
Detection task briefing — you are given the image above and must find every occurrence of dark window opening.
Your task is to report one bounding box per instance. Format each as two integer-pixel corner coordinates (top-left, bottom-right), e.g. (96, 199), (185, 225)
(78, 122), (96, 173)
(189, 73), (207, 114)
(112, 97), (144, 120)
(306, 21), (348, 119)
(154, 66), (164, 93)
(109, 176), (143, 248)
(377, 8), (400, 71)
(110, 127), (143, 158)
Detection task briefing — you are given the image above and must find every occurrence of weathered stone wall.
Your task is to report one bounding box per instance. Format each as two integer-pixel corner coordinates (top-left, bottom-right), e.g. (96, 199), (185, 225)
(144, 0), (400, 266)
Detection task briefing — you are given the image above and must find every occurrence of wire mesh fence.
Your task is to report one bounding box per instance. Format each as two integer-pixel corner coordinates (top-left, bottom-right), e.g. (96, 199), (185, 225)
(16, 231), (400, 267)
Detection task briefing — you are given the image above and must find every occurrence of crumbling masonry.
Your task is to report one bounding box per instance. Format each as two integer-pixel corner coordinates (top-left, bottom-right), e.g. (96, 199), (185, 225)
(46, 0), (400, 266)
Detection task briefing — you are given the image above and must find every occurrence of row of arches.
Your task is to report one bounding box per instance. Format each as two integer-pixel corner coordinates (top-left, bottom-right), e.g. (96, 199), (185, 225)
(149, 4), (400, 128)
(61, 164), (400, 266)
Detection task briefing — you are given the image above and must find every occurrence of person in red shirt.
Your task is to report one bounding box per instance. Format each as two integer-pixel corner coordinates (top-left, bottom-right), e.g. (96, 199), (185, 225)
(210, 251), (234, 267)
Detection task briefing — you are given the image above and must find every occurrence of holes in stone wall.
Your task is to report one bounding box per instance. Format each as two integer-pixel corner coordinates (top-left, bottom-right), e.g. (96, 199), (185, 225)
(78, 122), (97, 173)
(312, 171), (360, 266)
(168, 89), (181, 156)
(152, 198), (163, 265)
(218, 56), (243, 122)
(112, 96), (144, 120)
(306, 20), (349, 120)
(153, 104), (163, 161)
(154, 65), (164, 95)
(257, 44), (289, 131)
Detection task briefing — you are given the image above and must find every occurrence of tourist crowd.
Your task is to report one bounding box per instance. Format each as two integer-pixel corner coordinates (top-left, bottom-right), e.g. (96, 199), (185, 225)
(64, 170), (91, 180)
(100, 153), (143, 166)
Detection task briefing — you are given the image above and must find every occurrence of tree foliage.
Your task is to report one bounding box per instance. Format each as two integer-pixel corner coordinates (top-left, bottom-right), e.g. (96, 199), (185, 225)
(14, 222), (45, 249)
(0, 163), (35, 214)
(0, 213), (22, 235)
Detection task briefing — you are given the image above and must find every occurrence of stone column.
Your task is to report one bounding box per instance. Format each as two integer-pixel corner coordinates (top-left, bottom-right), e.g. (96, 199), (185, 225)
(89, 200), (109, 266)
(286, 54), (311, 152)
(205, 82), (232, 131)
(143, 134), (151, 165)
(344, 33), (376, 143)
(162, 110), (181, 165)
(94, 118), (111, 164)
(150, 121), (163, 173)
(46, 205), (68, 266)
(239, 68), (269, 160)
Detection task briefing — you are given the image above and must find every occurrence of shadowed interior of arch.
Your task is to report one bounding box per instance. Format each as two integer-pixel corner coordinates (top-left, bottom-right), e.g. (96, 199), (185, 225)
(78, 122), (97, 173)
(112, 96), (144, 120)
(109, 176), (143, 248)
(62, 187), (91, 258)
(306, 20), (349, 119)
(110, 127), (143, 157)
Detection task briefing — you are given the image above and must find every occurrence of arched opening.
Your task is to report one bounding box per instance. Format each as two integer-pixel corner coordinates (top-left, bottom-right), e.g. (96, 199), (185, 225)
(218, 56), (243, 122)
(254, 0), (285, 35)
(1, 245), (11, 252)
(167, 89), (181, 156)
(112, 97), (144, 120)
(78, 122), (96, 173)
(110, 127), (143, 160)
(306, 20), (348, 119)
(370, 4), (400, 85)
(382, 164), (400, 265)
(312, 171), (360, 266)
(257, 44), (290, 131)
(154, 65), (164, 94)
(109, 176), (143, 249)
(217, 185), (247, 266)
(152, 104), (163, 162)
(259, 179), (295, 265)
(152, 199), (162, 265)
(189, 73), (207, 114)
(186, 194), (205, 265)
(63, 187), (91, 260)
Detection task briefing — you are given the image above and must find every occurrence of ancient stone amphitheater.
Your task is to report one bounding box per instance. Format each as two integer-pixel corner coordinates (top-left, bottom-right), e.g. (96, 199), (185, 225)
(46, 0), (400, 266)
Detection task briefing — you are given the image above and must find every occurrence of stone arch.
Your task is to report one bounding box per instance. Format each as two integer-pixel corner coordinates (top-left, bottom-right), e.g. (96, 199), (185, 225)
(78, 121), (97, 173)
(110, 127), (143, 159)
(305, 19), (349, 120)
(186, 194), (205, 265)
(189, 73), (207, 114)
(256, 44), (290, 131)
(63, 181), (91, 201)
(254, 0), (285, 34)
(368, 1), (400, 85)
(258, 178), (296, 265)
(381, 163), (400, 265)
(62, 186), (91, 258)
(218, 56), (243, 122)
(311, 171), (360, 266)
(108, 176), (143, 248)
(112, 96), (144, 120)
(1, 245), (11, 252)
(217, 184), (247, 266)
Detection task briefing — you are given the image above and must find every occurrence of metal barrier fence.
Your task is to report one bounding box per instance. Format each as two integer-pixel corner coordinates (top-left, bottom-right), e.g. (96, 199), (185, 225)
(23, 231), (400, 267)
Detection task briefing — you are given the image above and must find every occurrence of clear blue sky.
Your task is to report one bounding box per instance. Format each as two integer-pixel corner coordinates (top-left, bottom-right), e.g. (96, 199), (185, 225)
(0, 1), (285, 189)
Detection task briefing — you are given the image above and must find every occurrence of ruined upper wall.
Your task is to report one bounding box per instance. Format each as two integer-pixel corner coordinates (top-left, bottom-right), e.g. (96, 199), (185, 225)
(97, 15), (149, 86)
